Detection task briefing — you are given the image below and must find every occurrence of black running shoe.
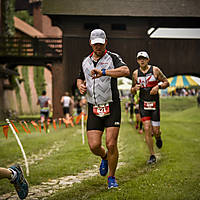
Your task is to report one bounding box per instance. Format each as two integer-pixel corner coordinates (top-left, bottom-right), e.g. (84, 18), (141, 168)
(156, 136), (163, 149)
(147, 155), (156, 164)
(9, 164), (29, 199)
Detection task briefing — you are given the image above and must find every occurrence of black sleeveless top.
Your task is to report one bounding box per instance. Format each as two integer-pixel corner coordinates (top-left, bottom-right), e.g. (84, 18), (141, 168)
(137, 66), (159, 102)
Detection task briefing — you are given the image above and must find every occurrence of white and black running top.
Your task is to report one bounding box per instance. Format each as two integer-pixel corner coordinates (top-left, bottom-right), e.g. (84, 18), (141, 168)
(137, 66), (159, 102)
(78, 50), (126, 105)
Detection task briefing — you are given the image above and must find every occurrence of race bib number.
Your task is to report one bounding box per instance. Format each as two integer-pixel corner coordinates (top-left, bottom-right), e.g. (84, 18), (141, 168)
(144, 101), (156, 110)
(93, 103), (110, 117)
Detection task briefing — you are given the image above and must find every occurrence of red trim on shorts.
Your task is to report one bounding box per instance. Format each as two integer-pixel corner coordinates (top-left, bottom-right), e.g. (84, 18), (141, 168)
(142, 116), (151, 121)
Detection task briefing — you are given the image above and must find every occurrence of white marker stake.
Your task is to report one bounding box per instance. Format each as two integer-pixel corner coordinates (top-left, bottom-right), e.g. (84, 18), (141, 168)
(6, 119), (29, 176)
(81, 113), (85, 144)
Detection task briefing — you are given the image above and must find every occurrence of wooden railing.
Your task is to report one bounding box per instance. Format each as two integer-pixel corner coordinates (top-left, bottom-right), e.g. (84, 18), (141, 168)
(0, 37), (62, 59)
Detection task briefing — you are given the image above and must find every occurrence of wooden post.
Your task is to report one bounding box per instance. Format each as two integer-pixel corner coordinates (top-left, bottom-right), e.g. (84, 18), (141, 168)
(51, 62), (65, 119)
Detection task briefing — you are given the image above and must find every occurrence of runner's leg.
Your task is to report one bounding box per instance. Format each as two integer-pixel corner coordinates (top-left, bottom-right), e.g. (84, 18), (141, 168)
(135, 113), (140, 129)
(45, 112), (49, 132)
(152, 125), (160, 137)
(105, 127), (119, 177)
(40, 113), (45, 128)
(152, 122), (163, 149)
(0, 168), (12, 179)
(143, 120), (155, 155)
(87, 130), (106, 158)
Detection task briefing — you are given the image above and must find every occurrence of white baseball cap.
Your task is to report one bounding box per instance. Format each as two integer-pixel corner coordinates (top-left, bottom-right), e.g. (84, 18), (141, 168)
(137, 51), (149, 59)
(90, 29), (106, 44)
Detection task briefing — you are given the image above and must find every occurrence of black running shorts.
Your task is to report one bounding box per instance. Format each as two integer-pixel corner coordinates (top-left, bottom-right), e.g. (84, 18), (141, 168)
(139, 100), (160, 122)
(87, 101), (121, 131)
(63, 107), (70, 115)
(40, 111), (49, 119)
(134, 108), (140, 114)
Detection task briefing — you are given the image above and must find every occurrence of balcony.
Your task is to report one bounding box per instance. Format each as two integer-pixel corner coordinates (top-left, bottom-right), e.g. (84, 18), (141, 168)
(0, 36), (62, 66)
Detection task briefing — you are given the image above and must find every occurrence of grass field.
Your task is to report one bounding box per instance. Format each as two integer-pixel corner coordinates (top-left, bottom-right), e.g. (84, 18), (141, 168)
(0, 96), (200, 199)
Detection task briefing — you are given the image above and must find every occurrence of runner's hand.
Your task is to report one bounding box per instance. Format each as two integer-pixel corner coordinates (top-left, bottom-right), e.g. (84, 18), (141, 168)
(91, 68), (102, 79)
(135, 84), (140, 91)
(131, 84), (140, 94)
(150, 85), (159, 95)
(79, 81), (87, 95)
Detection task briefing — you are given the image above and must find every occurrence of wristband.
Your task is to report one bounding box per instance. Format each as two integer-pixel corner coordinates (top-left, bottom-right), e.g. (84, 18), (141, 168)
(101, 69), (106, 76)
(158, 85), (162, 89)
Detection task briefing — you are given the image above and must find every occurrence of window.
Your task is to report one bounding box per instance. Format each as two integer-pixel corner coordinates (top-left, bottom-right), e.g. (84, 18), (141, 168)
(111, 24), (126, 30)
(84, 23), (100, 30)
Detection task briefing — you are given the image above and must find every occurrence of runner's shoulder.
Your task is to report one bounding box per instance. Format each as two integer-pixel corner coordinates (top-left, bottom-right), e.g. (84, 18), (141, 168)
(107, 51), (126, 66)
(132, 69), (138, 78)
(152, 65), (160, 72)
(82, 55), (90, 64)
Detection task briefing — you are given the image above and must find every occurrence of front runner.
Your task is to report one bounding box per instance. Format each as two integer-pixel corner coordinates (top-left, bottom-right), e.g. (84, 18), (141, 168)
(77, 29), (130, 189)
(131, 51), (169, 164)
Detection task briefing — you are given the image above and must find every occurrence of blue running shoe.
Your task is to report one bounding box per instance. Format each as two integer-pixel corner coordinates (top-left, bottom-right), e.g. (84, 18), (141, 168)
(108, 176), (118, 189)
(9, 164), (29, 199)
(99, 159), (108, 176)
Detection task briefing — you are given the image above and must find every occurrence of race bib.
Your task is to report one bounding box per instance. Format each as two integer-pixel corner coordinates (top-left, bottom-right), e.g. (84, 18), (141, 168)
(144, 101), (156, 110)
(93, 103), (110, 117)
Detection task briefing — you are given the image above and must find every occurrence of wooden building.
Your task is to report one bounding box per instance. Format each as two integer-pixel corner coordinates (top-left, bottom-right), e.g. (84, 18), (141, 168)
(0, 0), (62, 118)
(42, 0), (200, 89)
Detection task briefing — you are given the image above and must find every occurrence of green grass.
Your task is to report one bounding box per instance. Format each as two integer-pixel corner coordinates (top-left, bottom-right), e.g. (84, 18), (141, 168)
(0, 96), (200, 199)
(18, 114), (40, 119)
(160, 96), (197, 112)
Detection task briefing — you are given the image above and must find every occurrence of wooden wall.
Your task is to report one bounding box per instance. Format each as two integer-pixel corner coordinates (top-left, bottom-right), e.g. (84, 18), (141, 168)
(63, 36), (200, 93)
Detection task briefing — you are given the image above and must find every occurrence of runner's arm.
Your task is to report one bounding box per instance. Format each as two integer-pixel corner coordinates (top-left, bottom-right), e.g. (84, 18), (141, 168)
(36, 99), (39, 105)
(70, 97), (74, 106)
(77, 79), (87, 95)
(48, 100), (53, 112)
(131, 70), (140, 95)
(91, 66), (129, 79)
(106, 66), (130, 78)
(60, 96), (64, 104)
(156, 68), (169, 89)
(150, 67), (169, 95)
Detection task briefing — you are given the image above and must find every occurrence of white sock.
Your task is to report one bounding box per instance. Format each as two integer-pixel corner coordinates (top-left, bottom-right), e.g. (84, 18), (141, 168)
(8, 168), (17, 181)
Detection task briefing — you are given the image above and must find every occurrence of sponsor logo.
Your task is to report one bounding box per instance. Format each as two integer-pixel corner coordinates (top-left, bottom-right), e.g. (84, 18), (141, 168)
(99, 62), (108, 65)
(114, 122), (120, 125)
